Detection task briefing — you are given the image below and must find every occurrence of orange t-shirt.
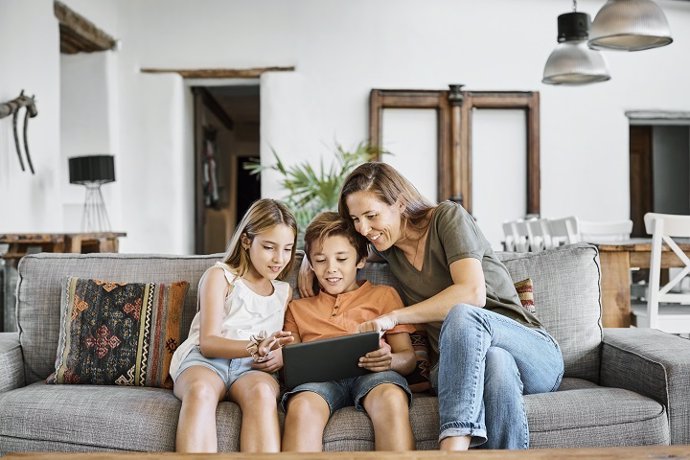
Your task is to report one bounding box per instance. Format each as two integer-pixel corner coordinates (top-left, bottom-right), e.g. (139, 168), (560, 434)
(284, 281), (415, 343)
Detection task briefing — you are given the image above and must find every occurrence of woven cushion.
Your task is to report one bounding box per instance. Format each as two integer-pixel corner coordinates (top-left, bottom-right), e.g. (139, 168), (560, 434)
(46, 277), (189, 388)
(514, 278), (536, 313)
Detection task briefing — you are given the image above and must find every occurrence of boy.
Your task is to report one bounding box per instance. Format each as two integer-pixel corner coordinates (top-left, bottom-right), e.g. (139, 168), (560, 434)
(281, 211), (417, 452)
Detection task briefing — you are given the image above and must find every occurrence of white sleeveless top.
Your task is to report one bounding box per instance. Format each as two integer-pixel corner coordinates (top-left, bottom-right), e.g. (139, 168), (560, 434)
(169, 262), (291, 377)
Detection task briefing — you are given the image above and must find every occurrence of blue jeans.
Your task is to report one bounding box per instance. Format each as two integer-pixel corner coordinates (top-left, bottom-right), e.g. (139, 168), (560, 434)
(430, 304), (563, 449)
(281, 370), (411, 415)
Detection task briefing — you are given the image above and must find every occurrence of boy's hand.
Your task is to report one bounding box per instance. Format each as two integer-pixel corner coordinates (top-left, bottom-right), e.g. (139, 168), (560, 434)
(358, 339), (393, 372)
(298, 257), (316, 298)
(358, 314), (398, 334)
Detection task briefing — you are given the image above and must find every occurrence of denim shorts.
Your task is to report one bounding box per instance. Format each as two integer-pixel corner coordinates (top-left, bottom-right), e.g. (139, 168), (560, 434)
(173, 345), (277, 392)
(280, 370), (411, 415)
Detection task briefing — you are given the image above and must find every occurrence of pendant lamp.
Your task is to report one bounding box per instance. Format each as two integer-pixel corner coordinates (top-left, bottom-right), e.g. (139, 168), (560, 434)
(543, 7), (611, 86)
(589, 0), (673, 51)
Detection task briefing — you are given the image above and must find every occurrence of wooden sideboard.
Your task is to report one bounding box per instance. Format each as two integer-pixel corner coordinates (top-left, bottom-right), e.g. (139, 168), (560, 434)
(0, 232), (126, 332)
(0, 232), (126, 265)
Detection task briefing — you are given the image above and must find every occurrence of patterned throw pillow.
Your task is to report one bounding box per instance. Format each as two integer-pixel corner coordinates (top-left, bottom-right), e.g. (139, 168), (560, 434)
(514, 278), (536, 314)
(47, 277), (189, 389)
(405, 278), (537, 392)
(405, 329), (433, 393)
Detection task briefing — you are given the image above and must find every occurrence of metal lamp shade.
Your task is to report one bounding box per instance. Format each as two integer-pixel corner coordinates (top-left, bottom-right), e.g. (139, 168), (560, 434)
(69, 155), (115, 185)
(543, 12), (611, 86)
(589, 0), (673, 51)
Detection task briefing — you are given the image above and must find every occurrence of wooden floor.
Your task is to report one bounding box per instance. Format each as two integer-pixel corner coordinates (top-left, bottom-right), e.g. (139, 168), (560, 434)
(6, 445), (690, 460)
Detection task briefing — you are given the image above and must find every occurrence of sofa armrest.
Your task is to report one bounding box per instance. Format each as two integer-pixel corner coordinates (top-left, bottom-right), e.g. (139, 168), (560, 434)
(0, 332), (25, 392)
(601, 328), (689, 445)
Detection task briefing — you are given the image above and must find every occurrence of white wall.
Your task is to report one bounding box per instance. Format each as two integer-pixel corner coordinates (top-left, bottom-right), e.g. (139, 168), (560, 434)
(61, 51), (120, 232)
(2, 0), (690, 253)
(0, 0), (61, 232)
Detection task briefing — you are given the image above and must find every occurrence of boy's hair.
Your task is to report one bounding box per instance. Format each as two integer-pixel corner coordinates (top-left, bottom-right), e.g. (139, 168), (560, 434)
(304, 211), (368, 264)
(223, 198), (298, 280)
(338, 161), (435, 232)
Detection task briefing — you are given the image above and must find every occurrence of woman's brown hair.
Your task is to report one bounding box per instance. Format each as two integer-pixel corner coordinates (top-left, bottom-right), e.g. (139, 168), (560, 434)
(338, 162), (435, 231)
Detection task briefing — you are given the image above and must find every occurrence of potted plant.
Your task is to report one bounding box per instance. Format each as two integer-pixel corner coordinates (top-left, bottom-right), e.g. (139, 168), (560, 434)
(244, 142), (386, 243)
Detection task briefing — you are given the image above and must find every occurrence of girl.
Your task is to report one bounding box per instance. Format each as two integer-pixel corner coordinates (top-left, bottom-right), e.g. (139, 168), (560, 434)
(170, 198), (298, 453)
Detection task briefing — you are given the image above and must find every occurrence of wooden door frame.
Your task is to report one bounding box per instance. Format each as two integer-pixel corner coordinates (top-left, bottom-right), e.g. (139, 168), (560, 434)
(369, 87), (540, 215)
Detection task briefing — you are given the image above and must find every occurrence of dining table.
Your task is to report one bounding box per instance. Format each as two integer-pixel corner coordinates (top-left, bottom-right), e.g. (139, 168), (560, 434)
(593, 238), (690, 328)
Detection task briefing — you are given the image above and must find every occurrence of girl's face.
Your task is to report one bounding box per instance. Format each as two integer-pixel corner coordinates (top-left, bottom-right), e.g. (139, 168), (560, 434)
(345, 191), (404, 252)
(244, 223), (295, 281)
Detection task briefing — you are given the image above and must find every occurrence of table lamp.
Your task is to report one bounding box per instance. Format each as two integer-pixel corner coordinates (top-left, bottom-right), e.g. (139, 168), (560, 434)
(68, 155), (115, 232)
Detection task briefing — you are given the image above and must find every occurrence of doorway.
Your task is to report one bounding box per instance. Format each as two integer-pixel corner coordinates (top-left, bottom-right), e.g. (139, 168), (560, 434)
(629, 118), (690, 237)
(192, 85), (261, 254)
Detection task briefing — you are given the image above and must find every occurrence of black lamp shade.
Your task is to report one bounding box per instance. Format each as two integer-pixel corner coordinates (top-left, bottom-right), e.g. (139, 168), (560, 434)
(69, 155), (115, 185)
(558, 12), (591, 43)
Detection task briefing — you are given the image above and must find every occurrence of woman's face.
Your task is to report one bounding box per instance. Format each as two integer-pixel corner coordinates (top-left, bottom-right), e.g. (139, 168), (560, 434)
(345, 191), (404, 251)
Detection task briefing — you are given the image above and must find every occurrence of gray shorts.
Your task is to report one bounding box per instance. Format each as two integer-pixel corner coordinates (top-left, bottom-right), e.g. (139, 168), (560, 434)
(280, 370), (411, 415)
(173, 345), (277, 392)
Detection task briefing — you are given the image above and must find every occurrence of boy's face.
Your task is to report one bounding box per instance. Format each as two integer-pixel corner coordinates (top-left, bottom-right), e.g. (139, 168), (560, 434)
(309, 234), (365, 295)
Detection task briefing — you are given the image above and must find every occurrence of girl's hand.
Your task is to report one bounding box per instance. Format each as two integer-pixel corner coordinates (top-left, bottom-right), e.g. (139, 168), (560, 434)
(298, 256), (316, 298)
(358, 314), (398, 334)
(251, 348), (285, 373)
(358, 339), (393, 372)
(256, 330), (294, 358)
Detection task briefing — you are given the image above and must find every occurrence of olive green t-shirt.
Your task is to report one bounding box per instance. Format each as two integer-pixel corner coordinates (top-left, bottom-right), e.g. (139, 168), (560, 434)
(373, 201), (543, 354)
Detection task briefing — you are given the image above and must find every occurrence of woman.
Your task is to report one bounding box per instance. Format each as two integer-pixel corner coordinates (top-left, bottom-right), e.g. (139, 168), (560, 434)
(301, 162), (563, 450)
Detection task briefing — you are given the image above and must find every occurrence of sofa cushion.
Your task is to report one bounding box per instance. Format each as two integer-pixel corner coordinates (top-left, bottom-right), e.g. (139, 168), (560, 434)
(527, 378), (669, 448)
(0, 382), (244, 452)
(498, 244), (603, 382)
(46, 277), (188, 388)
(16, 253), (222, 385)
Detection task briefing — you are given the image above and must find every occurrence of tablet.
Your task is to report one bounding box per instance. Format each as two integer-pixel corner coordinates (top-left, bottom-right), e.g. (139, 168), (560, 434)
(282, 332), (380, 389)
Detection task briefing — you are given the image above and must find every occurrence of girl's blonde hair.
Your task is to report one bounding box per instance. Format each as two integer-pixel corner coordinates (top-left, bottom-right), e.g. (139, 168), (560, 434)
(338, 162), (435, 231)
(222, 198), (298, 280)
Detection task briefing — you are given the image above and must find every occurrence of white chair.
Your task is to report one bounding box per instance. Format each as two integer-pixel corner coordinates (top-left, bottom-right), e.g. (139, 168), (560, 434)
(502, 220), (530, 252)
(526, 218), (552, 251)
(547, 216), (580, 247)
(579, 219), (633, 242)
(635, 213), (690, 334)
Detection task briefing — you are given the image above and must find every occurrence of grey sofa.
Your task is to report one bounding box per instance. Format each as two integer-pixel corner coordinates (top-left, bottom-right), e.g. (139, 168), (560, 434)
(1, 243), (688, 452)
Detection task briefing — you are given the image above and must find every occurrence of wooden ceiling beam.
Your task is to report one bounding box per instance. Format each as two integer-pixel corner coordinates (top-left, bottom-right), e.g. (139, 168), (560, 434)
(140, 67), (295, 79)
(54, 0), (117, 54)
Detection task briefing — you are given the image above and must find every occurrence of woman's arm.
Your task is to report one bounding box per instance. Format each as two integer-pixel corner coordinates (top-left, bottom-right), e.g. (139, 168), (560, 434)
(358, 333), (416, 376)
(359, 257), (487, 332)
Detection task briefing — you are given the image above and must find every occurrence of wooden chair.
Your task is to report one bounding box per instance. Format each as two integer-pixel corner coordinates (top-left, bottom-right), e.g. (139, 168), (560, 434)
(636, 213), (690, 334)
(579, 219), (633, 242)
(546, 216), (580, 247)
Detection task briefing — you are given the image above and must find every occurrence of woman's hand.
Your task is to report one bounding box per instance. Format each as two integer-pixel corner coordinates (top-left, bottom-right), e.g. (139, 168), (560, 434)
(298, 256), (316, 298)
(358, 339), (393, 372)
(358, 314), (398, 334)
